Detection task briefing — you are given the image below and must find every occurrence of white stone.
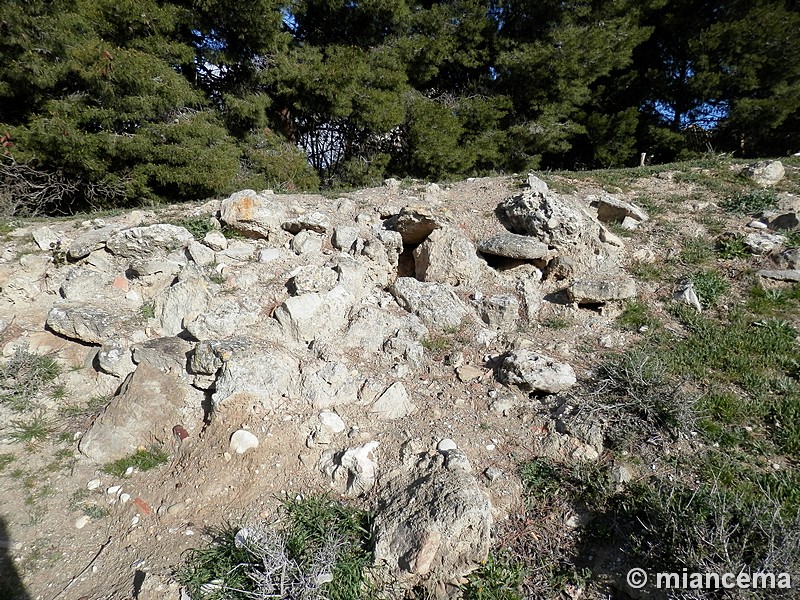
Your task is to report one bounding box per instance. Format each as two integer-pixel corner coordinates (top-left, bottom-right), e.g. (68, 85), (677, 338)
(75, 515), (91, 529)
(230, 429), (259, 454)
(319, 411), (346, 434)
(437, 438), (458, 452)
(372, 382), (415, 419)
(87, 478), (101, 490)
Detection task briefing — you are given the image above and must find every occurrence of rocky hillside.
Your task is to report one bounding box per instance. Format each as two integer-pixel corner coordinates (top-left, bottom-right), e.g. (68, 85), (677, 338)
(0, 158), (798, 599)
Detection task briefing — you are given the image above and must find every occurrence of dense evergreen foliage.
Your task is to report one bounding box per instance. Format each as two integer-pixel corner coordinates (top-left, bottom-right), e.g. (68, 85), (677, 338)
(0, 0), (797, 211)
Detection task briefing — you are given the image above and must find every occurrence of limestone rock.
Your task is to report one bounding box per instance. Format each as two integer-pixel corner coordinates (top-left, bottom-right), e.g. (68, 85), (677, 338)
(32, 226), (62, 251)
(189, 339), (250, 375)
(187, 241), (215, 267)
(106, 224), (194, 260)
(230, 430), (259, 454)
(68, 226), (116, 260)
(79, 364), (189, 462)
(47, 302), (137, 344)
(332, 226), (360, 251)
(567, 276), (637, 303)
(320, 441), (379, 496)
(202, 230), (228, 251)
(291, 230), (323, 255)
(413, 227), (483, 287)
(477, 294), (520, 329)
(211, 346), (300, 410)
(757, 269), (800, 282)
(185, 298), (261, 341)
(219, 189), (289, 239)
(60, 268), (114, 301)
(389, 205), (448, 244)
(372, 382), (415, 419)
(288, 265), (338, 295)
(526, 173), (549, 195)
(744, 232), (786, 255)
(301, 361), (358, 408)
(132, 337), (193, 374)
(773, 248), (800, 270)
(273, 286), (355, 344)
(390, 277), (469, 330)
(372, 449), (492, 596)
(97, 341), (136, 378)
(593, 196), (648, 223)
(743, 160), (785, 186)
(153, 272), (211, 336)
(498, 350), (576, 393)
(477, 233), (550, 260)
(282, 211), (330, 234)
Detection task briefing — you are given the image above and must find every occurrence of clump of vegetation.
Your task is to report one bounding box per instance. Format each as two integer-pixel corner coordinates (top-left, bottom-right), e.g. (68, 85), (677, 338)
(716, 234), (750, 259)
(103, 446), (168, 477)
(463, 551), (526, 600)
(179, 496), (375, 600)
(679, 237), (713, 265)
(139, 301), (156, 320)
(689, 269), (729, 308)
(616, 299), (659, 331)
(0, 348), (61, 412)
(8, 412), (53, 446)
(722, 189), (778, 214)
(541, 316), (572, 330)
(172, 216), (215, 240)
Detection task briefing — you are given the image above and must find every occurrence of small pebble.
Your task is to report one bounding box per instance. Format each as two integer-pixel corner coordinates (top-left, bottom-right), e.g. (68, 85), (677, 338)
(120, 493), (131, 504)
(318, 411), (346, 434)
(484, 467), (502, 483)
(107, 485), (122, 495)
(124, 466), (135, 476)
(87, 478), (101, 490)
(75, 515), (90, 529)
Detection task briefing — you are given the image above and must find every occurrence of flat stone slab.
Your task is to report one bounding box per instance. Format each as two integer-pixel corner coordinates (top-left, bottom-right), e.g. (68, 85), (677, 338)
(477, 233), (550, 260)
(593, 196), (648, 223)
(757, 269), (800, 282)
(567, 276), (637, 303)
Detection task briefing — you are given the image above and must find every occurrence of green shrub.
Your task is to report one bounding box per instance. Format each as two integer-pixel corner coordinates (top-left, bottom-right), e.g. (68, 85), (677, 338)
(103, 446), (168, 477)
(689, 269), (729, 308)
(722, 189), (778, 214)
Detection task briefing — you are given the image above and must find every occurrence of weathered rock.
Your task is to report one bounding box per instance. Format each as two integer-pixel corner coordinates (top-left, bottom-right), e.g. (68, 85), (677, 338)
(132, 337), (192, 374)
(498, 350), (576, 393)
(129, 258), (184, 277)
(456, 365), (483, 383)
(79, 364), (189, 462)
(674, 282), (703, 312)
(593, 196), (648, 223)
(230, 430), (259, 454)
(187, 241), (215, 267)
(773, 248), (800, 270)
(202, 230), (228, 251)
(477, 294), (520, 329)
(319, 410), (346, 434)
(106, 224), (194, 260)
(413, 227), (483, 287)
(288, 265), (338, 295)
(185, 298), (261, 340)
(477, 233), (550, 260)
(274, 286), (355, 344)
(216, 240), (257, 263)
(372, 449), (492, 596)
(332, 226), (360, 251)
(282, 211), (330, 234)
(47, 302), (137, 344)
(68, 226), (116, 260)
(757, 269), (800, 282)
(762, 211), (799, 231)
(301, 361), (359, 408)
(743, 160), (785, 186)
(320, 441), (379, 496)
(389, 205), (448, 244)
(211, 346), (300, 409)
(153, 271), (211, 336)
(97, 341), (136, 378)
(32, 226), (62, 251)
(526, 173), (549, 195)
(219, 189), (289, 239)
(291, 230), (323, 255)
(567, 276), (637, 303)
(189, 339), (250, 375)
(390, 277), (469, 330)
(60, 268), (114, 301)
(371, 382), (415, 419)
(744, 232), (786, 255)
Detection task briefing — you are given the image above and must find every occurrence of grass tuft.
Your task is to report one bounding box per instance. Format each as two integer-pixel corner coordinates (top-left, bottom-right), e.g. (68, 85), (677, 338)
(102, 446), (168, 477)
(0, 348), (61, 412)
(722, 189), (778, 214)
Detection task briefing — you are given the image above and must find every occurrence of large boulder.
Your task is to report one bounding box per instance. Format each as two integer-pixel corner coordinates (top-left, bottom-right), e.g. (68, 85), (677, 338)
(592, 196), (649, 223)
(67, 226), (117, 260)
(153, 269), (212, 336)
(79, 364), (191, 462)
(390, 277), (469, 330)
(273, 285), (355, 344)
(388, 205), (449, 245)
(413, 227), (483, 287)
(372, 448), (492, 597)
